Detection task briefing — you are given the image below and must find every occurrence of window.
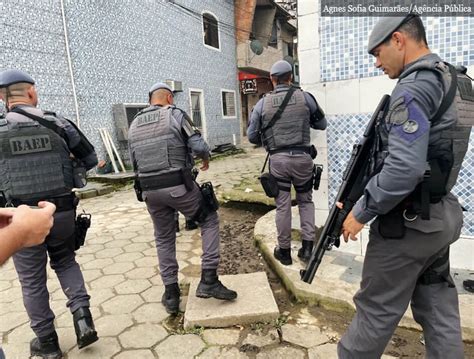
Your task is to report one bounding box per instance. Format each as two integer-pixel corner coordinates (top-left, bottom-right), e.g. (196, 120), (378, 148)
(190, 91), (203, 129)
(268, 20), (277, 48)
(221, 90), (236, 118)
(202, 12), (219, 49)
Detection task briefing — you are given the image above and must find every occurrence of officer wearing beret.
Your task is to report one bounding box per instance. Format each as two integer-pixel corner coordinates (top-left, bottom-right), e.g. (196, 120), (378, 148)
(248, 60), (327, 265)
(337, 15), (472, 358)
(0, 69), (99, 358)
(128, 82), (237, 315)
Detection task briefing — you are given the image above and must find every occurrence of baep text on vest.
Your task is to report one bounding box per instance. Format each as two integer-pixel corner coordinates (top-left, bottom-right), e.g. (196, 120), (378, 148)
(10, 135), (52, 155)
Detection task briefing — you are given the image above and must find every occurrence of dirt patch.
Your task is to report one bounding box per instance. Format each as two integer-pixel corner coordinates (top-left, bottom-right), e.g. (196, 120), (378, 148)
(216, 204), (474, 358)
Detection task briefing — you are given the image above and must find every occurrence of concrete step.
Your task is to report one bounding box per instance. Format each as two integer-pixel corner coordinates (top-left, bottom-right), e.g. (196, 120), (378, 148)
(184, 272), (280, 329)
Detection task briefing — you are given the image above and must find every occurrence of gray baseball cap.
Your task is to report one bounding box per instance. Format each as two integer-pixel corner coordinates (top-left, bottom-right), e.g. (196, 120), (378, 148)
(367, 15), (416, 54)
(0, 69), (35, 88)
(270, 60), (293, 77)
(148, 82), (173, 97)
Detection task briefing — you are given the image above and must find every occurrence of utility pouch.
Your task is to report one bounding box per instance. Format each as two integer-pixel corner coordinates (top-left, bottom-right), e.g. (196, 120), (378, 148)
(182, 168), (194, 191)
(313, 165), (323, 190)
(134, 179), (143, 202)
(75, 212), (91, 250)
(72, 161), (87, 188)
(191, 181), (219, 224)
(259, 172), (280, 198)
(310, 145), (317, 160)
(378, 211), (406, 239)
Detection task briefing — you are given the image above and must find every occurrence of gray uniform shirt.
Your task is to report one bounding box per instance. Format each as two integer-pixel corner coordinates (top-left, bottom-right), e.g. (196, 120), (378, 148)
(247, 85), (327, 145)
(353, 54), (444, 223)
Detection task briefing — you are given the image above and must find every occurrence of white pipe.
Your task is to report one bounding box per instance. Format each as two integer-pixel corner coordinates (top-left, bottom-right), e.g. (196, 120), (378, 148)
(232, 133), (236, 146)
(60, 0), (81, 128)
(99, 129), (119, 174)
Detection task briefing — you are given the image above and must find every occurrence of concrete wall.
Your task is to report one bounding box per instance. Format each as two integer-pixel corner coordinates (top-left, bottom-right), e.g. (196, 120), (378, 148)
(0, 0), (241, 163)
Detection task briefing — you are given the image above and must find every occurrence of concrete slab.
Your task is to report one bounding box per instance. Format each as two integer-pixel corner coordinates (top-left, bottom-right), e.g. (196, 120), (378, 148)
(184, 272), (280, 329)
(255, 209), (474, 341)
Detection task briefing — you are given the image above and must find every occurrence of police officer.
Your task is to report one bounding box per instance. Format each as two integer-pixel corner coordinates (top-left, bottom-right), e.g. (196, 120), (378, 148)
(337, 15), (472, 358)
(128, 82), (237, 315)
(0, 69), (99, 358)
(248, 60), (327, 265)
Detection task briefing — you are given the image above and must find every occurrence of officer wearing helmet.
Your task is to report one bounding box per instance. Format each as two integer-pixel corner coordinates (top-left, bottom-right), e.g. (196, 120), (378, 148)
(248, 60), (327, 265)
(0, 69), (99, 358)
(128, 82), (237, 315)
(337, 15), (473, 358)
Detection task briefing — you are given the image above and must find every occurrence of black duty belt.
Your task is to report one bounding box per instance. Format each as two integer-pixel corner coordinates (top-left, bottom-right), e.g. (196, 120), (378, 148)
(5, 194), (77, 212)
(139, 171), (184, 191)
(269, 146), (310, 155)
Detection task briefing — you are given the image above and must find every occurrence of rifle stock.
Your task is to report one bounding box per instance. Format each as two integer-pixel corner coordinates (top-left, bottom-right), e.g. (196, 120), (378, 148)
(301, 95), (391, 284)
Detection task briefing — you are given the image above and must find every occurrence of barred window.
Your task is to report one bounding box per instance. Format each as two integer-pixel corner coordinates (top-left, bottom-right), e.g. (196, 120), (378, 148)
(221, 90), (236, 118)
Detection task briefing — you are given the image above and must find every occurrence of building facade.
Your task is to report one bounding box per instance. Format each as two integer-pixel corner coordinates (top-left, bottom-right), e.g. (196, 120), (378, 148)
(235, 0), (298, 135)
(1, 0), (241, 163)
(298, 1), (473, 268)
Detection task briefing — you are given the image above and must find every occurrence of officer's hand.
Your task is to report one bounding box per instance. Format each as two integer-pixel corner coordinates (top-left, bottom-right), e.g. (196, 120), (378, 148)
(341, 210), (364, 243)
(0, 208), (15, 229)
(200, 159), (209, 171)
(13, 202), (56, 247)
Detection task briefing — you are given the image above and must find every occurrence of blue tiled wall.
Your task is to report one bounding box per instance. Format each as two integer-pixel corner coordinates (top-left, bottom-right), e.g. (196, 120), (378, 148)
(327, 114), (474, 236)
(0, 0), (240, 162)
(320, 16), (474, 82)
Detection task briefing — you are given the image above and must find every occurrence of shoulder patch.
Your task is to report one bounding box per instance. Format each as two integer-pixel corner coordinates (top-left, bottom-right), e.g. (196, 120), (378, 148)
(387, 96), (409, 125)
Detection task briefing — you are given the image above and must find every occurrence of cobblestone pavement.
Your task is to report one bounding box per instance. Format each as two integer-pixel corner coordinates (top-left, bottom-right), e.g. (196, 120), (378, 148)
(0, 145), (354, 358)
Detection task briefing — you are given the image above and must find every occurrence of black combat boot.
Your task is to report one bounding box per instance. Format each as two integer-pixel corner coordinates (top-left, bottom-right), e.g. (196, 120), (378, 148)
(162, 283), (180, 314)
(196, 269), (237, 300)
(273, 246), (292, 265)
(73, 307), (98, 349)
(30, 331), (62, 359)
(297, 240), (314, 262)
(185, 218), (198, 230)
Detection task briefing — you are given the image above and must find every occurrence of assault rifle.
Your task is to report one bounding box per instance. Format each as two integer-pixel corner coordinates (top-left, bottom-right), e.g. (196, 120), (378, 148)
(301, 95), (391, 284)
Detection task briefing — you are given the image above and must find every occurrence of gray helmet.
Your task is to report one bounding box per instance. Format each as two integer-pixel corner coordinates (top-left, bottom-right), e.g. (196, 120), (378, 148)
(367, 15), (419, 54)
(0, 69), (35, 88)
(148, 82), (173, 98)
(270, 60), (293, 77)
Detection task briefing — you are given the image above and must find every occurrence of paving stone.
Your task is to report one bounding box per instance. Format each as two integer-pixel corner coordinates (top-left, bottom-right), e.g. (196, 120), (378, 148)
(95, 247), (124, 259)
(126, 267), (157, 279)
(119, 323), (168, 348)
(114, 232), (139, 241)
(154, 334), (205, 358)
(184, 272), (279, 329)
(0, 311), (29, 332)
(149, 275), (164, 286)
(124, 242), (150, 253)
(75, 253), (96, 265)
(94, 314), (134, 337)
(88, 288), (115, 306)
(142, 247), (158, 257)
(102, 294), (144, 315)
(81, 269), (103, 282)
(115, 279), (151, 294)
(55, 310), (74, 328)
(6, 323), (34, 343)
(90, 274), (125, 289)
(103, 262), (136, 275)
(82, 258), (114, 270)
(56, 326), (78, 352)
(114, 252), (144, 262)
(202, 328), (241, 346)
(141, 285), (165, 302)
(198, 346), (249, 359)
(105, 239), (132, 249)
(134, 256), (158, 267)
(242, 329), (279, 347)
(256, 346), (306, 359)
(1, 343), (30, 359)
(68, 337), (120, 358)
(308, 343), (338, 359)
(78, 244), (105, 255)
(114, 349), (156, 359)
(0, 280), (11, 291)
(0, 286), (23, 303)
(281, 324), (328, 348)
(132, 303), (169, 323)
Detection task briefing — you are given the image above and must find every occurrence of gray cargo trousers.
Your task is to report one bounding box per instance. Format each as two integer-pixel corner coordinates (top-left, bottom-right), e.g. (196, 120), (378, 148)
(269, 152), (315, 249)
(338, 193), (464, 359)
(144, 182), (220, 286)
(12, 209), (90, 338)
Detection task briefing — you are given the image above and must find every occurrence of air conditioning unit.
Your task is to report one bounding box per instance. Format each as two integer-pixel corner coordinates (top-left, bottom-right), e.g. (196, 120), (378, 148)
(165, 79), (183, 93)
(112, 103), (147, 141)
